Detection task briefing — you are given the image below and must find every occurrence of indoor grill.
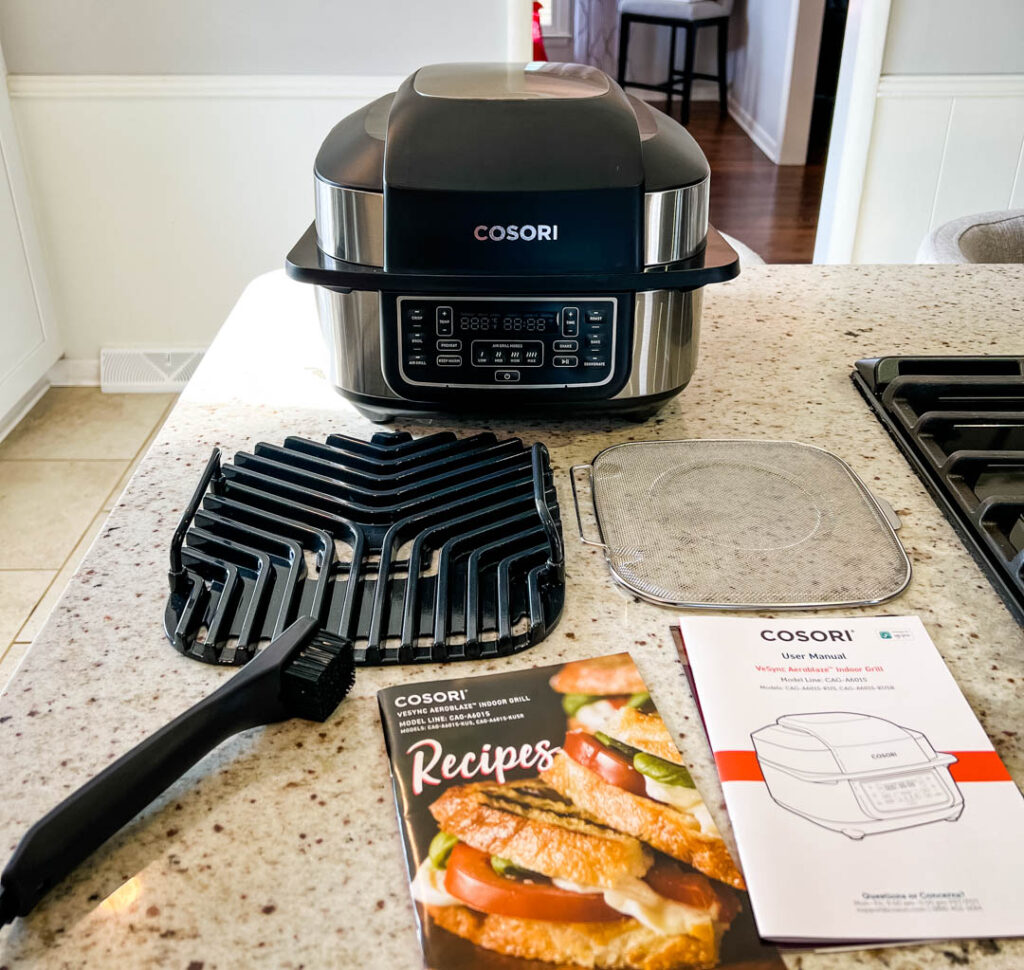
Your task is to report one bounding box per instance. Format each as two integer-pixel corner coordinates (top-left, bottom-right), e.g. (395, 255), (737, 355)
(753, 712), (964, 840)
(285, 61), (739, 421)
(164, 431), (564, 665)
(854, 356), (1024, 626)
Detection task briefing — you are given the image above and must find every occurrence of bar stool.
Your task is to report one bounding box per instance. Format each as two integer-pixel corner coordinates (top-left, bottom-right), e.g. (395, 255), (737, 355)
(617, 0), (732, 125)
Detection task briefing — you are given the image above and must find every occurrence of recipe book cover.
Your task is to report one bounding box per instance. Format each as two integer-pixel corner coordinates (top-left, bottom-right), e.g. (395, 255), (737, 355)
(378, 654), (783, 970)
(675, 615), (1024, 944)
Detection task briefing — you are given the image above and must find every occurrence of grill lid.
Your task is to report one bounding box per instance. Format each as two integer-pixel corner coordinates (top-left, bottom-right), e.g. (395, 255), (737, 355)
(165, 431), (564, 666)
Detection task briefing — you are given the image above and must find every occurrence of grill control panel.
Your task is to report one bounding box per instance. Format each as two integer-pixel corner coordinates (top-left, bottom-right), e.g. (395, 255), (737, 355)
(395, 297), (617, 388)
(856, 773), (953, 814)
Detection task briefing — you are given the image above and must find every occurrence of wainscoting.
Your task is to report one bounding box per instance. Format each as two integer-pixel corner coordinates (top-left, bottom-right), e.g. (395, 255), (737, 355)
(853, 74), (1024, 262)
(7, 75), (402, 366)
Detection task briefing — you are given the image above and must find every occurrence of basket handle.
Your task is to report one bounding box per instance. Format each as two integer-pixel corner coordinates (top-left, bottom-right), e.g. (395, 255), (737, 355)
(569, 464), (607, 548)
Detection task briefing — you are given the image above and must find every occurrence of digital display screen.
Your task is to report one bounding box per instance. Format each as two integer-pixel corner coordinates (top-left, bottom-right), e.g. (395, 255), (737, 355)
(859, 772), (950, 812)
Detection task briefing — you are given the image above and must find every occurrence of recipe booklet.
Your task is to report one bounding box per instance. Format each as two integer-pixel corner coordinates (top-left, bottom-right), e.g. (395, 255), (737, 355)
(378, 654), (783, 970)
(675, 615), (1024, 945)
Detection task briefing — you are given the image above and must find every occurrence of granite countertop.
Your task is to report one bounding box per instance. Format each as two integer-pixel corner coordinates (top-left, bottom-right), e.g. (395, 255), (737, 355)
(2, 265), (1023, 969)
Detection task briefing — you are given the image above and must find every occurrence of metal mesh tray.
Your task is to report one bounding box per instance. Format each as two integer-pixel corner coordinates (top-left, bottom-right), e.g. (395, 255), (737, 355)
(571, 439), (911, 610)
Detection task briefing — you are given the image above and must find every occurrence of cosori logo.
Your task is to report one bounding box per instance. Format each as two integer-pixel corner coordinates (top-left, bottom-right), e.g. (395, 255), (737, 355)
(473, 224), (559, 242)
(760, 629), (855, 642)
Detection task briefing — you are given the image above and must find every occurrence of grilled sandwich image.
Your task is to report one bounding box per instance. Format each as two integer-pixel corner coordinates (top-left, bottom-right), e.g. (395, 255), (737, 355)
(544, 659), (745, 890)
(413, 779), (740, 970)
(550, 654), (652, 732)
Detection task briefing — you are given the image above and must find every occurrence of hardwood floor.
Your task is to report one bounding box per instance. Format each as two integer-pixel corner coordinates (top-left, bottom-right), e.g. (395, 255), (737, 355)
(652, 101), (826, 264)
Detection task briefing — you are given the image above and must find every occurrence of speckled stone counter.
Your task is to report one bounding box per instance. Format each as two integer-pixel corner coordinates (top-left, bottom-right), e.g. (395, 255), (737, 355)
(2, 265), (1023, 970)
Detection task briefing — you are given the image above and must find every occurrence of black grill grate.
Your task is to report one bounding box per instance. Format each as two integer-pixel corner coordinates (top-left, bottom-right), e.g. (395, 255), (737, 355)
(164, 431), (565, 665)
(853, 356), (1024, 626)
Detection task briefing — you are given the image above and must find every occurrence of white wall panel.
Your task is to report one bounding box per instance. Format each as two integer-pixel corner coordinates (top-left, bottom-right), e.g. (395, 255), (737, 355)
(851, 76), (1024, 263)
(931, 97), (1024, 227)
(853, 95), (950, 262)
(10, 77), (401, 360)
(1006, 128), (1024, 209)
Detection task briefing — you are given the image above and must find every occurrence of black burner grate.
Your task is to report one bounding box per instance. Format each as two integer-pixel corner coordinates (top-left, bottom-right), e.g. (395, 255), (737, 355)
(165, 431), (565, 664)
(853, 356), (1024, 626)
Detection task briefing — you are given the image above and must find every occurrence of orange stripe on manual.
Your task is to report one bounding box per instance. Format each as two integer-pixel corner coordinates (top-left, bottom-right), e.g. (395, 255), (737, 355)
(714, 750), (1012, 783)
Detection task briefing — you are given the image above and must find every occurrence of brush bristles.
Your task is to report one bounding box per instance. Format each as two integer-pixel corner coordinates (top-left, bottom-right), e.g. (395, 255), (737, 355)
(281, 632), (355, 722)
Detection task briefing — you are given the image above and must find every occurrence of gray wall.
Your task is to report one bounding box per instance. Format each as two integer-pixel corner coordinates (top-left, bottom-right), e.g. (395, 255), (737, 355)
(883, 0), (1024, 75)
(0, 0), (507, 74)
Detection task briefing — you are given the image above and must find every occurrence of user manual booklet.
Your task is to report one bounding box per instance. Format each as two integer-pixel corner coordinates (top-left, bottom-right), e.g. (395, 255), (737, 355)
(378, 654), (784, 970)
(675, 615), (1024, 945)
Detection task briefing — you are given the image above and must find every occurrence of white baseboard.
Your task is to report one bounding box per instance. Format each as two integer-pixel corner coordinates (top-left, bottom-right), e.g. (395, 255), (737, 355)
(47, 358), (100, 386)
(727, 94), (781, 163)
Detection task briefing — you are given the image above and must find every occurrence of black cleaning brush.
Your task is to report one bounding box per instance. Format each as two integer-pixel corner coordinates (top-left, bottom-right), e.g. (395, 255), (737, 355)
(0, 617), (354, 927)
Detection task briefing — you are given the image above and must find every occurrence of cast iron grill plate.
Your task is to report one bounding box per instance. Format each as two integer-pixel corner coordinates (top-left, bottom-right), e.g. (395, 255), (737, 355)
(853, 355), (1024, 626)
(165, 431), (565, 665)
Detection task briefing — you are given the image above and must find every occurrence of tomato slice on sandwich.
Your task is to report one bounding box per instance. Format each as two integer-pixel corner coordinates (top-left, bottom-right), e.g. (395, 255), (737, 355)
(562, 729), (648, 796)
(443, 843), (624, 923)
(645, 858), (742, 923)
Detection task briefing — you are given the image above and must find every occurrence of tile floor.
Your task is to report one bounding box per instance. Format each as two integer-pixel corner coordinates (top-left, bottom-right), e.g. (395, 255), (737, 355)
(0, 387), (176, 691)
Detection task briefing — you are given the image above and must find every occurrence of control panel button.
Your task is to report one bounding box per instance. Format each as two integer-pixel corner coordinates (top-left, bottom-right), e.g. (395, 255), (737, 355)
(407, 306), (425, 324)
(585, 334), (604, 350)
(494, 370), (520, 383)
(407, 354), (427, 367)
(553, 355), (578, 368)
(586, 308), (606, 324)
(553, 339), (578, 353)
(436, 305), (454, 336)
(561, 306), (580, 337)
(437, 339), (462, 352)
(436, 355), (462, 367)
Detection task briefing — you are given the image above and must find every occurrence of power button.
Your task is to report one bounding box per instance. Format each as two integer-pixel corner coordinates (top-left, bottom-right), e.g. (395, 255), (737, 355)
(494, 370), (520, 383)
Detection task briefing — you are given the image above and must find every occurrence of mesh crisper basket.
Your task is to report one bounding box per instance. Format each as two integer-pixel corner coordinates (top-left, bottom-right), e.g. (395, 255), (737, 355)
(571, 440), (911, 609)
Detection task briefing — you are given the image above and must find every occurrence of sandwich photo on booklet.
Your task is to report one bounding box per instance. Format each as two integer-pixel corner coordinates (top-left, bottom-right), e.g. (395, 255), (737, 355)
(544, 657), (745, 890)
(379, 653), (782, 970)
(417, 778), (740, 970)
(550, 654), (652, 731)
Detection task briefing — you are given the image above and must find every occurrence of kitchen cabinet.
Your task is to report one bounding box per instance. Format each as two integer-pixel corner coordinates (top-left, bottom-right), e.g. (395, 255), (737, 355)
(0, 46), (59, 429)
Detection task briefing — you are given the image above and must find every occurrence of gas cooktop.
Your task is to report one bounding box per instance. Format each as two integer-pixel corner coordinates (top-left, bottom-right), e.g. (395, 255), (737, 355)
(853, 356), (1024, 626)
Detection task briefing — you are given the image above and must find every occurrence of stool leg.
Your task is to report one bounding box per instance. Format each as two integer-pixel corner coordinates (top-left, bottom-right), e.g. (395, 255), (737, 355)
(617, 15), (632, 87)
(717, 18), (729, 117)
(681, 22), (696, 126)
(666, 24), (678, 114)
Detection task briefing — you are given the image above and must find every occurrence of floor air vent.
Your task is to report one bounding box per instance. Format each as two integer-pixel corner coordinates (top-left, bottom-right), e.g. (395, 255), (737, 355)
(100, 349), (204, 392)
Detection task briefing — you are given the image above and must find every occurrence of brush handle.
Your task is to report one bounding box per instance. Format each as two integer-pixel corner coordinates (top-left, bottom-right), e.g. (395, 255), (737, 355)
(0, 618), (317, 924)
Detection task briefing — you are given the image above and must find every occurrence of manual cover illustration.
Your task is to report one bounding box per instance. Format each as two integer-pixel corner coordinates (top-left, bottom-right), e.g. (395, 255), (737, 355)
(751, 712), (964, 839)
(378, 653), (783, 970)
(676, 615), (1024, 944)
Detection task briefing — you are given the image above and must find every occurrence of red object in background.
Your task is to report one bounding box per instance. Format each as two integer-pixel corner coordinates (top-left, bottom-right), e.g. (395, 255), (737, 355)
(532, 2), (548, 60)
